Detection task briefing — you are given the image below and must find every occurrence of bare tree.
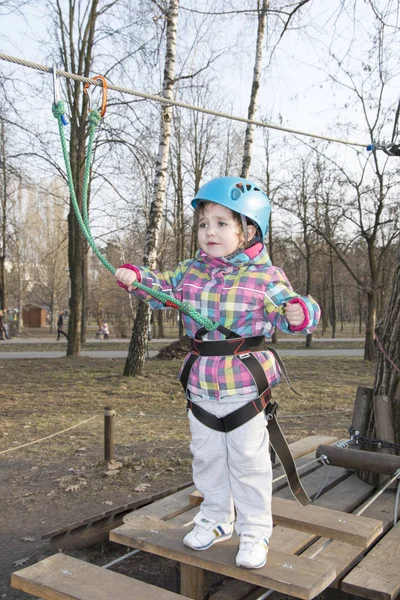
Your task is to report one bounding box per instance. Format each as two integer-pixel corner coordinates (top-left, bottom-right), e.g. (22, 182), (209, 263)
(241, 0), (269, 179)
(123, 0), (179, 377)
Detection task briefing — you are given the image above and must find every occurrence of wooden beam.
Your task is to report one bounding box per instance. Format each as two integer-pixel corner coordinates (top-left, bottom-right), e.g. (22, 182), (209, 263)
(271, 497), (382, 547)
(110, 525), (336, 600)
(341, 521), (400, 600)
(316, 444), (400, 475)
(11, 553), (188, 600)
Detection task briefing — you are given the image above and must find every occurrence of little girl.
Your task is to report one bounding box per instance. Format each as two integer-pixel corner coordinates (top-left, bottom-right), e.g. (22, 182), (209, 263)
(116, 176), (320, 569)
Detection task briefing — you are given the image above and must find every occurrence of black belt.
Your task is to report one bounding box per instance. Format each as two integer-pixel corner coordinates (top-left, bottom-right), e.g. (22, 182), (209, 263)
(189, 335), (265, 356)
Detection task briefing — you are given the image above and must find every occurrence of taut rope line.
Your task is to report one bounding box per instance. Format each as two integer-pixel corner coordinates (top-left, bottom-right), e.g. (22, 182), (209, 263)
(0, 51), (368, 148)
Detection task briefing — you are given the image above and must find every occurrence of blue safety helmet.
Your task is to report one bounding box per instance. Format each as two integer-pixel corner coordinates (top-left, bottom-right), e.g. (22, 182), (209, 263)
(191, 176), (271, 237)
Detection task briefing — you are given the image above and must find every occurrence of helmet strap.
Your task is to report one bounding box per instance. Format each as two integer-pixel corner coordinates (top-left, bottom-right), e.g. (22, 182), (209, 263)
(240, 214), (248, 246)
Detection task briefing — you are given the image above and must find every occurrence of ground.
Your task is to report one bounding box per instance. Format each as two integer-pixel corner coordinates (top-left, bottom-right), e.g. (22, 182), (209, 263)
(0, 334), (374, 599)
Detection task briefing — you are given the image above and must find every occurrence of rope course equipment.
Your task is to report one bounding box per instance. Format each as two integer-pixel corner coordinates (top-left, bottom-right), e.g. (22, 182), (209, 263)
(2, 52), (400, 154)
(51, 66), (219, 332)
(0, 51), (371, 148)
(367, 142), (400, 157)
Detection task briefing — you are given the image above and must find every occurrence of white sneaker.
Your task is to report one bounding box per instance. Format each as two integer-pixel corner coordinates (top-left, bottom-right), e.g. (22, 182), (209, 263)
(235, 533), (269, 569)
(183, 513), (234, 550)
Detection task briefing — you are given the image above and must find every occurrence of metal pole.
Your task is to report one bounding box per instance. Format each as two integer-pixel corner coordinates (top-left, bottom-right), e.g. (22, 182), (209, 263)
(104, 406), (115, 462)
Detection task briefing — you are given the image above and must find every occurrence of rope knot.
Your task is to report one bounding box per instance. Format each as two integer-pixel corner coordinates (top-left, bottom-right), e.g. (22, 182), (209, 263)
(52, 101), (67, 119)
(88, 109), (101, 127)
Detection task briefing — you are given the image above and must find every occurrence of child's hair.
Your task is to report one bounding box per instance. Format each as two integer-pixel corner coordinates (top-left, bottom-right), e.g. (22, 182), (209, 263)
(195, 201), (259, 249)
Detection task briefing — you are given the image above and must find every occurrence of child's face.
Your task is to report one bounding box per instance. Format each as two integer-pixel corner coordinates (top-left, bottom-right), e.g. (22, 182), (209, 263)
(197, 203), (245, 258)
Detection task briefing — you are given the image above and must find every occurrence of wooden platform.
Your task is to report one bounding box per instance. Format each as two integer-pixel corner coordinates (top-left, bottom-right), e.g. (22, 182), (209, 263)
(11, 553), (190, 600)
(11, 435), (400, 600)
(109, 435), (400, 600)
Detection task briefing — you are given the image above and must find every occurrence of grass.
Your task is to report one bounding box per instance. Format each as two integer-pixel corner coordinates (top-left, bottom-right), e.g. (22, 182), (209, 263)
(0, 355), (374, 462)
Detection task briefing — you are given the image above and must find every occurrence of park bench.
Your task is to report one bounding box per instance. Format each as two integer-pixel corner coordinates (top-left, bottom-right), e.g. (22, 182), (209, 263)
(11, 434), (400, 600)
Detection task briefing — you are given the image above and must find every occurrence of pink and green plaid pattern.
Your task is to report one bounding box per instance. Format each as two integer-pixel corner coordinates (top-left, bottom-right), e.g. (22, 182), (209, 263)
(130, 245), (320, 400)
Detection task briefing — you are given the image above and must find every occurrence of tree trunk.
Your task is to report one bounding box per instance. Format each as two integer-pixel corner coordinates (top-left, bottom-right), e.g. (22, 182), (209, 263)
(374, 248), (400, 441)
(55, 0), (100, 356)
(157, 309), (165, 338)
(240, 0), (269, 179)
(124, 0), (179, 376)
(0, 118), (7, 311)
(364, 290), (376, 361)
(123, 302), (150, 376)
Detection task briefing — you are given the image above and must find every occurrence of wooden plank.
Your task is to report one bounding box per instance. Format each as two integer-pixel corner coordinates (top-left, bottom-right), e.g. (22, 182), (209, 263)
(271, 497), (383, 547)
(274, 435), (338, 463)
(11, 553), (188, 600)
(301, 490), (398, 588)
(341, 521), (400, 600)
(206, 473), (377, 600)
(110, 525), (336, 600)
(123, 485), (196, 524)
(43, 480), (193, 538)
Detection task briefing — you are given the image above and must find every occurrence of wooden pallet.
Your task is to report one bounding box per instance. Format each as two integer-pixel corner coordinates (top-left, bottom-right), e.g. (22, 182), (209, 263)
(108, 435), (385, 600)
(11, 435), (400, 600)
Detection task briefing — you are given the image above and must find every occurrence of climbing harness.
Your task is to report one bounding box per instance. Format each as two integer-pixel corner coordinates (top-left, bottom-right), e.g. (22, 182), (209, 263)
(51, 65), (309, 506)
(181, 325), (311, 506)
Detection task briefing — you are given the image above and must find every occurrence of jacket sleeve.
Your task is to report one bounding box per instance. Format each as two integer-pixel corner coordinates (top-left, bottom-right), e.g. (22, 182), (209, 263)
(127, 259), (193, 310)
(262, 266), (321, 335)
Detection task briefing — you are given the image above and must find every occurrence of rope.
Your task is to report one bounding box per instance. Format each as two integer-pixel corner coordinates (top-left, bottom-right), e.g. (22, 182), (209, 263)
(0, 414), (99, 456)
(0, 51), (368, 148)
(52, 100), (219, 332)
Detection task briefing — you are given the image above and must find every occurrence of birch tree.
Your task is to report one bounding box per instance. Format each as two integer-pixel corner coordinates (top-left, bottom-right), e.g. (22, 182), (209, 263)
(240, 0), (268, 179)
(123, 0), (179, 377)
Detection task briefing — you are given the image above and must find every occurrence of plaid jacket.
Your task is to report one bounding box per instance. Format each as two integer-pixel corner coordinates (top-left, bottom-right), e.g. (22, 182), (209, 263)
(130, 243), (320, 400)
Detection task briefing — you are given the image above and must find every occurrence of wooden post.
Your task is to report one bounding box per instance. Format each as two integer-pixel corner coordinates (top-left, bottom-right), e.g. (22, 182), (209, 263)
(180, 563), (208, 600)
(351, 387), (373, 447)
(104, 406), (115, 462)
(373, 394), (396, 487)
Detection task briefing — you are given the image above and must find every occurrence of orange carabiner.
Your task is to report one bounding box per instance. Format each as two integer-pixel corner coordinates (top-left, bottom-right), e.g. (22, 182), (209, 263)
(84, 75), (108, 117)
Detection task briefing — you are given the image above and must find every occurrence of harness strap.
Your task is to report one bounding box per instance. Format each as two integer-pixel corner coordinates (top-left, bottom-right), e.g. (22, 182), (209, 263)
(187, 398), (311, 506)
(190, 335), (265, 356)
(187, 394), (270, 433)
(267, 408), (312, 505)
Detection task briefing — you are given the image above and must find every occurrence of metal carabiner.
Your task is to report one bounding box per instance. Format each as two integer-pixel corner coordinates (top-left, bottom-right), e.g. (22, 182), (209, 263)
(52, 64), (69, 126)
(83, 75), (108, 117)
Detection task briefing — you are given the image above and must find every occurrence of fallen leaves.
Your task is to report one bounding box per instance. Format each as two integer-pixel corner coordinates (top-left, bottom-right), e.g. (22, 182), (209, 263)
(13, 557), (30, 567)
(134, 483), (151, 492)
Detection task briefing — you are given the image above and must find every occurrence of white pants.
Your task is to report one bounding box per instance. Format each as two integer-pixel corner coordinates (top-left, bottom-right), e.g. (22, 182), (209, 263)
(188, 398), (273, 539)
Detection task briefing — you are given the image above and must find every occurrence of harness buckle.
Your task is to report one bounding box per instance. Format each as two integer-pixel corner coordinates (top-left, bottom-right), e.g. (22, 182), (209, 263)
(264, 400), (278, 421)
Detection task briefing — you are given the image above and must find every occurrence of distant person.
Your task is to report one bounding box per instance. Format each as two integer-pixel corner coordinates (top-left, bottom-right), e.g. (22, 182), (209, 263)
(101, 321), (110, 339)
(56, 311), (68, 340)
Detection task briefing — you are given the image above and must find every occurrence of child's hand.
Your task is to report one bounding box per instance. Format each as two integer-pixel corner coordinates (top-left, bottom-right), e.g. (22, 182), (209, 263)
(284, 302), (305, 326)
(115, 267), (137, 292)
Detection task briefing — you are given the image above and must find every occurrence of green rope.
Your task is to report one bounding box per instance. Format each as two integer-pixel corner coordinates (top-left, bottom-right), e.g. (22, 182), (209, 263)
(52, 101), (219, 332)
